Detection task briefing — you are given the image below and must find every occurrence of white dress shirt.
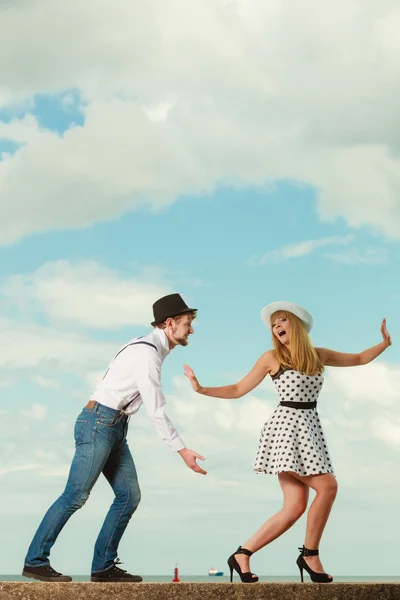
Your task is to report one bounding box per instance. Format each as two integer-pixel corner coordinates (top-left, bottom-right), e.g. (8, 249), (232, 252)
(90, 328), (185, 452)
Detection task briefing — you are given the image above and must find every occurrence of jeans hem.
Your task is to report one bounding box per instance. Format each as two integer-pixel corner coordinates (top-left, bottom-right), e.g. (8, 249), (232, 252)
(91, 564), (115, 574)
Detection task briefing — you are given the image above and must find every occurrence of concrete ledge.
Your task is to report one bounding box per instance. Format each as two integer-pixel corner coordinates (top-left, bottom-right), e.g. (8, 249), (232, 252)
(1, 582), (400, 600)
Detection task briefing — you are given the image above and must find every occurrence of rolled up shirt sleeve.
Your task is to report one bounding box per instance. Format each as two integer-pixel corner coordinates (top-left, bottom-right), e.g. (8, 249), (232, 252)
(134, 346), (185, 452)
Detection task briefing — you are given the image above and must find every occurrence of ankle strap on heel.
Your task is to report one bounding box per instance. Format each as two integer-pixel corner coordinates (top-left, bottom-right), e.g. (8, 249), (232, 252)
(299, 545), (319, 557)
(235, 546), (253, 557)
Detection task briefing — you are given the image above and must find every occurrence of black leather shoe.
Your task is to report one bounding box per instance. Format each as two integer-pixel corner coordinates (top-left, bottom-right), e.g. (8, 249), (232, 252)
(90, 559), (142, 583)
(22, 564), (72, 582)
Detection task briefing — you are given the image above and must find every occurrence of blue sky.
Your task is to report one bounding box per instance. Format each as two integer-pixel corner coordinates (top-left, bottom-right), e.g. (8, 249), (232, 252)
(1, 0), (400, 578)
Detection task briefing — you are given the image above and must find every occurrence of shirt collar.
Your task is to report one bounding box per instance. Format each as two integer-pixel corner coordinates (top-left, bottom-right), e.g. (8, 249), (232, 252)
(152, 328), (171, 358)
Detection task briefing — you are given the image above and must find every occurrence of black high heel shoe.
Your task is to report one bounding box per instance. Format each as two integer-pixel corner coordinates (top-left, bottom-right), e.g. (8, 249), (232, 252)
(296, 546), (333, 583)
(227, 546), (259, 583)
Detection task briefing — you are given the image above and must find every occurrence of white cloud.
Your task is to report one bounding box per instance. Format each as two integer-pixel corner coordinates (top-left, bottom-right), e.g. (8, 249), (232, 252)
(0, 114), (45, 145)
(84, 370), (108, 391)
(248, 235), (353, 265)
(326, 247), (389, 265)
(32, 375), (61, 390)
(0, 259), (200, 404)
(0, 317), (115, 374)
(0, 463), (42, 478)
(326, 362), (400, 409)
(40, 465), (71, 478)
(1, 259), (171, 329)
(372, 417), (400, 450)
(143, 98), (177, 122)
(20, 403), (48, 421)
(1, 1), (400, 242)
(0, 375), (14, 387)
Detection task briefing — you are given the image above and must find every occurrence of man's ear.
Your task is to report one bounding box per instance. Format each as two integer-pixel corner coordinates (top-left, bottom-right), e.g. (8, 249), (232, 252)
(164, 317), (174, 329)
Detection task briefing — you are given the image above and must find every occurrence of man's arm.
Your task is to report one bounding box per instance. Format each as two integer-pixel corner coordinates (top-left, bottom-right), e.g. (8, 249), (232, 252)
(134, 347), (207, 475)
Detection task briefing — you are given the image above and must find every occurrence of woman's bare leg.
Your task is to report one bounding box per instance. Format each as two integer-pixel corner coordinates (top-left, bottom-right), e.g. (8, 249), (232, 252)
(234, 473), (309, 576)
(291, 472), (338, 575)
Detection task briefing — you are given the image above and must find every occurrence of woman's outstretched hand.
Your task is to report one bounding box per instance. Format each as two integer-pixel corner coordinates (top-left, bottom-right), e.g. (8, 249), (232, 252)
(381, 318), (392, 347)
(183, 364), (202, 392)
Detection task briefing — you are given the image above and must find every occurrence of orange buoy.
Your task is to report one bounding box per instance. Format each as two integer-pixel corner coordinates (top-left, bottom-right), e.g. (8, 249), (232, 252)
(172, 564), (180, 582)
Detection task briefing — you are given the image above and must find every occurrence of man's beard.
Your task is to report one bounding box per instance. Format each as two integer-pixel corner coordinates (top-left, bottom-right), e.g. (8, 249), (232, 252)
(177, 336), (189, 346)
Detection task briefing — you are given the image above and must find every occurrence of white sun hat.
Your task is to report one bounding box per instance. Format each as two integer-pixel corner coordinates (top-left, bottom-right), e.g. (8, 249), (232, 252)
(261, 301), (313, 333)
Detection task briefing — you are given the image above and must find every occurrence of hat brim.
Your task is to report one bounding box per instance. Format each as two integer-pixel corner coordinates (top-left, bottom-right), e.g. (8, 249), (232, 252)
(261, 301), (313, 333)
(151, 307), (197, 327)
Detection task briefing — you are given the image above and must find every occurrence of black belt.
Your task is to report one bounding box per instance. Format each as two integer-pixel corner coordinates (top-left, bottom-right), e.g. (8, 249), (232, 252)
(280, 401), (317, 410)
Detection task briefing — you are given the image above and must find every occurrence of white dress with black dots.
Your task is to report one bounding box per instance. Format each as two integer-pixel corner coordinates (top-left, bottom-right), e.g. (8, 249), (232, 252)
(254, 368), (334, 477)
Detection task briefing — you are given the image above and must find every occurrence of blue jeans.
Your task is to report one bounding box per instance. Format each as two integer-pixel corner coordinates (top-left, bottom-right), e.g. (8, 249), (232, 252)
(24, 402), (141, 573)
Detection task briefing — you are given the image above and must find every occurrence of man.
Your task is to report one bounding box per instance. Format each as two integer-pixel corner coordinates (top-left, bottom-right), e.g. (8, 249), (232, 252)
(23, 293), (206, 583)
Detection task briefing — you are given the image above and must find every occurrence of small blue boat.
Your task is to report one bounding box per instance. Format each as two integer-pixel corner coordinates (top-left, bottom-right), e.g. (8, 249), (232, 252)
(208, 567), (224, 576)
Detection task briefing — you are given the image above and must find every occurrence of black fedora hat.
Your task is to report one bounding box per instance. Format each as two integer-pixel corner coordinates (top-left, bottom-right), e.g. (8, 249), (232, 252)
(151, 293), (197, 327)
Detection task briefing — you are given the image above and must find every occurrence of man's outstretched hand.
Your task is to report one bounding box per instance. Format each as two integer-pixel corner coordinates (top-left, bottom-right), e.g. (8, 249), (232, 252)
(179, 448), (207, 475)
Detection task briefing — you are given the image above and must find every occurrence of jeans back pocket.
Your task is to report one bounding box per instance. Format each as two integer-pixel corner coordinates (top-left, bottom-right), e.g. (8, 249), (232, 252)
(74, 419), (88, 443)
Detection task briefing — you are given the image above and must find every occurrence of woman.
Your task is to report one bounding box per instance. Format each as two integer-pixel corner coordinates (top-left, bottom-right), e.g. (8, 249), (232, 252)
(184, 301), (391, 584)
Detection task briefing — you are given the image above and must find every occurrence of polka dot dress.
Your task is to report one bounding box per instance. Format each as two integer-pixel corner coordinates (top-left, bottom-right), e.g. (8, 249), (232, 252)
(254, 368), (334, 476)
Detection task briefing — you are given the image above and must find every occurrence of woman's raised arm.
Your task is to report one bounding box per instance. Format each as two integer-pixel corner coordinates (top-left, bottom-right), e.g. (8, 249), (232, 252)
(317, 318), (391, 367)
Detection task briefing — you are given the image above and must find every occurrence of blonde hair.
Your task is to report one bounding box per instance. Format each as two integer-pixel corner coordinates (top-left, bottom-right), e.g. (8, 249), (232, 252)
(271, 310), (324, 375)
